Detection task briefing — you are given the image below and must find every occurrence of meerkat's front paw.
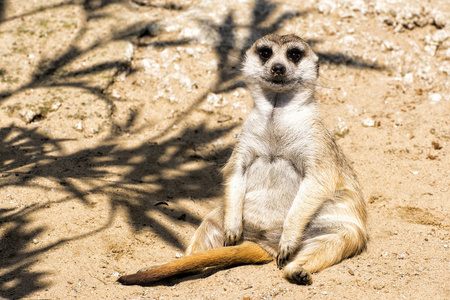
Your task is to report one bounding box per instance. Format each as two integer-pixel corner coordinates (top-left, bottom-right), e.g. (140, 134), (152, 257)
(224, 228), (242, 246)
(277, 238), (300, 269)
(276, 244), (292, 269)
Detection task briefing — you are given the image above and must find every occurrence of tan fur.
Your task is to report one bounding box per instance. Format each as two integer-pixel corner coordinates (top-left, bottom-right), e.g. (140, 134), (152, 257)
(118, 241), (272, 285)
(118, 34), (368, 286)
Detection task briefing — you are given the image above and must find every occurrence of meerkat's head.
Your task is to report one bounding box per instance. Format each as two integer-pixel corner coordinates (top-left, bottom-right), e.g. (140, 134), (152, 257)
(242, 34), (319, 92)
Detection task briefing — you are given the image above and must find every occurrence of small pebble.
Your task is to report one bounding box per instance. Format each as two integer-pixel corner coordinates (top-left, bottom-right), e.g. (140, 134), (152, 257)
(362, 118), (375, 127)
(334, 118), (350, 137)
(372, 280), (385, 290)
(19, 109), (37, 123)
(52, 102), (62, 111)
(429, 93), (442, 103)
(74, 122), (83, 131)
(403, 73), (413, 84)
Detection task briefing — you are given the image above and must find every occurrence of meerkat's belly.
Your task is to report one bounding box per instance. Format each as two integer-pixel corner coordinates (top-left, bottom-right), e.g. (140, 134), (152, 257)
(242, 156), (301, 233)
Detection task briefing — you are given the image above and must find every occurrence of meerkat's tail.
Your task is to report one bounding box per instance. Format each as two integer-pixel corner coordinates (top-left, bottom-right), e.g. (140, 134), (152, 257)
(118, 241), (272, 285)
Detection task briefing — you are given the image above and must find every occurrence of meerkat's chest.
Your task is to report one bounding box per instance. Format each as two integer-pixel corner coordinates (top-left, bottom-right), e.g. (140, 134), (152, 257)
(242, 109), (310, 161)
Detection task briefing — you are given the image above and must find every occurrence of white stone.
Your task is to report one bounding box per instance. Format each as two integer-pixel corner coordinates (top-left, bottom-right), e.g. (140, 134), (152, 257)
(74, 122), (83, 131)
(429, 93), (442, 102)
(19, 109), (36, 123)
(206, 92), (228, 107)
(403, 73), (414, 84)
(362, 118), (375, 127)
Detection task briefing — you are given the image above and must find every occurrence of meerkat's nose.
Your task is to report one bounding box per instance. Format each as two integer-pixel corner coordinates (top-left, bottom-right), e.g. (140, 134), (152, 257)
(271, 63), (286, 77)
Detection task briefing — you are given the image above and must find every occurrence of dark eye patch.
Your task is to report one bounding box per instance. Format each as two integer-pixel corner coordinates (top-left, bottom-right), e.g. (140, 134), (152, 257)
(286, 48), (304, 63)
(257, 47), (272, 62)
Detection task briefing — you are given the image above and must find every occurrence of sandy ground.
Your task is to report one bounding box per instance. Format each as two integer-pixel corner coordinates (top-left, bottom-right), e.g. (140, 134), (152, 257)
(0, 0), (449, 299)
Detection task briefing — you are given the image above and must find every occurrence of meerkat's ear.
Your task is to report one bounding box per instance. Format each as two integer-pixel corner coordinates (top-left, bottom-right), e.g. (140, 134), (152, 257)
(311, 51), (320, 78)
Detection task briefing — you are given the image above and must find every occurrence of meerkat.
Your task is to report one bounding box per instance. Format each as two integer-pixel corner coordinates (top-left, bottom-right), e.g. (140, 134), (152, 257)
(118, 34), (368, 286)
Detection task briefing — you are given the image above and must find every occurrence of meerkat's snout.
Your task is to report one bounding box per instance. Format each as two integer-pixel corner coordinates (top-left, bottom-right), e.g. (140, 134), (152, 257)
(271, 63), (286, 77)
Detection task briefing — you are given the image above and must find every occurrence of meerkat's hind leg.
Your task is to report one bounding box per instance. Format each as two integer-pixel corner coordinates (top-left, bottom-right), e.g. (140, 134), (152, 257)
(283, 224), (366, 285)
(285, 266), (313, 285)
(186, 207), (225, 255)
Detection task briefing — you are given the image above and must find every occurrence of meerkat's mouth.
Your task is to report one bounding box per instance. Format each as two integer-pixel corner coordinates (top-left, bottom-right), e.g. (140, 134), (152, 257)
(271, 78), (285, 84)
(263, 76), (292, 87)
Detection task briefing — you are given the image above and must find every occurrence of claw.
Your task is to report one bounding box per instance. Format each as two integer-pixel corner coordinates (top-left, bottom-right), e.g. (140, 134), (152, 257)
(276, 246), (290, 269)
(224, 231), (240, 247)
(224, 238), (235, 247)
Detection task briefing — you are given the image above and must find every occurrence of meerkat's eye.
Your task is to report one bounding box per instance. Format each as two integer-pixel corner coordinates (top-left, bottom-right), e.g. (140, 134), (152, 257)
(257, 47), (272, 61)
(287, 48), (304, 63)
